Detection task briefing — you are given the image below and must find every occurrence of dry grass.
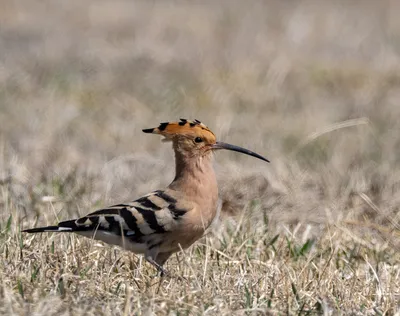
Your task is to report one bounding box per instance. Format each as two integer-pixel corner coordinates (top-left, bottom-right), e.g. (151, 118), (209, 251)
(1, 0), (400, 314)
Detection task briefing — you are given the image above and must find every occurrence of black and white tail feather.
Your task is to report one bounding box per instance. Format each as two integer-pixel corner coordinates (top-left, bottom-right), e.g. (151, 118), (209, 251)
(22, 220), (78, 233)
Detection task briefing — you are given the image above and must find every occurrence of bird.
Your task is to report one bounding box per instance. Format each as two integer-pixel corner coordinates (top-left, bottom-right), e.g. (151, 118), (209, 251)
(23, 119), (269, 276)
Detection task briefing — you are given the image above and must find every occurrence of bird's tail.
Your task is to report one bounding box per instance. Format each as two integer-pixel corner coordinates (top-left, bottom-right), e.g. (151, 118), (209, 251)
(22, 220), (79, 233)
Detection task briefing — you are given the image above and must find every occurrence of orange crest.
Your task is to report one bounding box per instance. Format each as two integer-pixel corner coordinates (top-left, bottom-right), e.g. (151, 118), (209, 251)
(143, 119), (216, 143)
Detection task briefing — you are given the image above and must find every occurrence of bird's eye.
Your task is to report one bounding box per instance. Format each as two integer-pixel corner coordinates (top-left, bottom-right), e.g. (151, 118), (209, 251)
(194, 137), (203, 143)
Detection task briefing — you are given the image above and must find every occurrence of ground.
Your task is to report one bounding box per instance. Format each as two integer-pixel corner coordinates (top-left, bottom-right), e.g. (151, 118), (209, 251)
(0, 0), (399, 315)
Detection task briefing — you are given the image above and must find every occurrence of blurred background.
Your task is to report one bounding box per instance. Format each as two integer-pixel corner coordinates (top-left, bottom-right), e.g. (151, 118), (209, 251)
(0, 0), (399, 240)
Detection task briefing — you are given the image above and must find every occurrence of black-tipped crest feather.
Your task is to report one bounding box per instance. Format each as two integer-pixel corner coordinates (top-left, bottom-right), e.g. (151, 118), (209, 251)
(142, 128), (155, 133)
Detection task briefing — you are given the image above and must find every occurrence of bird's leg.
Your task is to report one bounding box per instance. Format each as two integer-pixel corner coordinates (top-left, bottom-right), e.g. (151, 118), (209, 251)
(157, 252), (188, 282)
(155, 252), (172, 272)
(145, 255), (169, 277)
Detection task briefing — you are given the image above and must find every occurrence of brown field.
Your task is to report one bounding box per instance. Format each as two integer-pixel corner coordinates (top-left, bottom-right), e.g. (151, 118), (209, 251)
(0, 0), (399, 314)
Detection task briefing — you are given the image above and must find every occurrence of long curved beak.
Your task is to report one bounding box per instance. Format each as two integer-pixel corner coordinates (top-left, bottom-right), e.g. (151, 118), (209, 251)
(212, 141), (270, 163)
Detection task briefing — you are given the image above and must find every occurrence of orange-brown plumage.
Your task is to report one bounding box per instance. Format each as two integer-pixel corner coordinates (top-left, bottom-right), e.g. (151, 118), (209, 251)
(143, 118), (216, 144)
(23, 119), (269, 276)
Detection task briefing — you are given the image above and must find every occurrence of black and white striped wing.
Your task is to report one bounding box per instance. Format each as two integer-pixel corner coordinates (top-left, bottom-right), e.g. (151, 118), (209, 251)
(23, 190), (189, 245)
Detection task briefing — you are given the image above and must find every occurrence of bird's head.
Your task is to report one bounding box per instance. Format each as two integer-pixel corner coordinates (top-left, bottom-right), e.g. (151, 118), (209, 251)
(143, 119), (269, 162)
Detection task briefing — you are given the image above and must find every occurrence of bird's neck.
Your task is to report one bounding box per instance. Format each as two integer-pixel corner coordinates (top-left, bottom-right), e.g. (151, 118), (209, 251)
(169, 150), (218, 206)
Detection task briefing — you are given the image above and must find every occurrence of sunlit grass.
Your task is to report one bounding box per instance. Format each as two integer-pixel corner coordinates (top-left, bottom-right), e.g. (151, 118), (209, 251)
(1, 0), (400, 314)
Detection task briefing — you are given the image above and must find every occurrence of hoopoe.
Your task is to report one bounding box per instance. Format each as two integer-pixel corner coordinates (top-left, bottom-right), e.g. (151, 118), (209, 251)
(23, 119), (269, 275)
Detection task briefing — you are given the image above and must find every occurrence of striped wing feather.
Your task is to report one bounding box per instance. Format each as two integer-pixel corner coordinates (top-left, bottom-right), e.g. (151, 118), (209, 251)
(62, 190), (188, 241)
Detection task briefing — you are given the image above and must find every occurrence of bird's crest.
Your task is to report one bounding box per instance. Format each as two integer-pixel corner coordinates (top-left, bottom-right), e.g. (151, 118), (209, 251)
(143, 119), (216, 143)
